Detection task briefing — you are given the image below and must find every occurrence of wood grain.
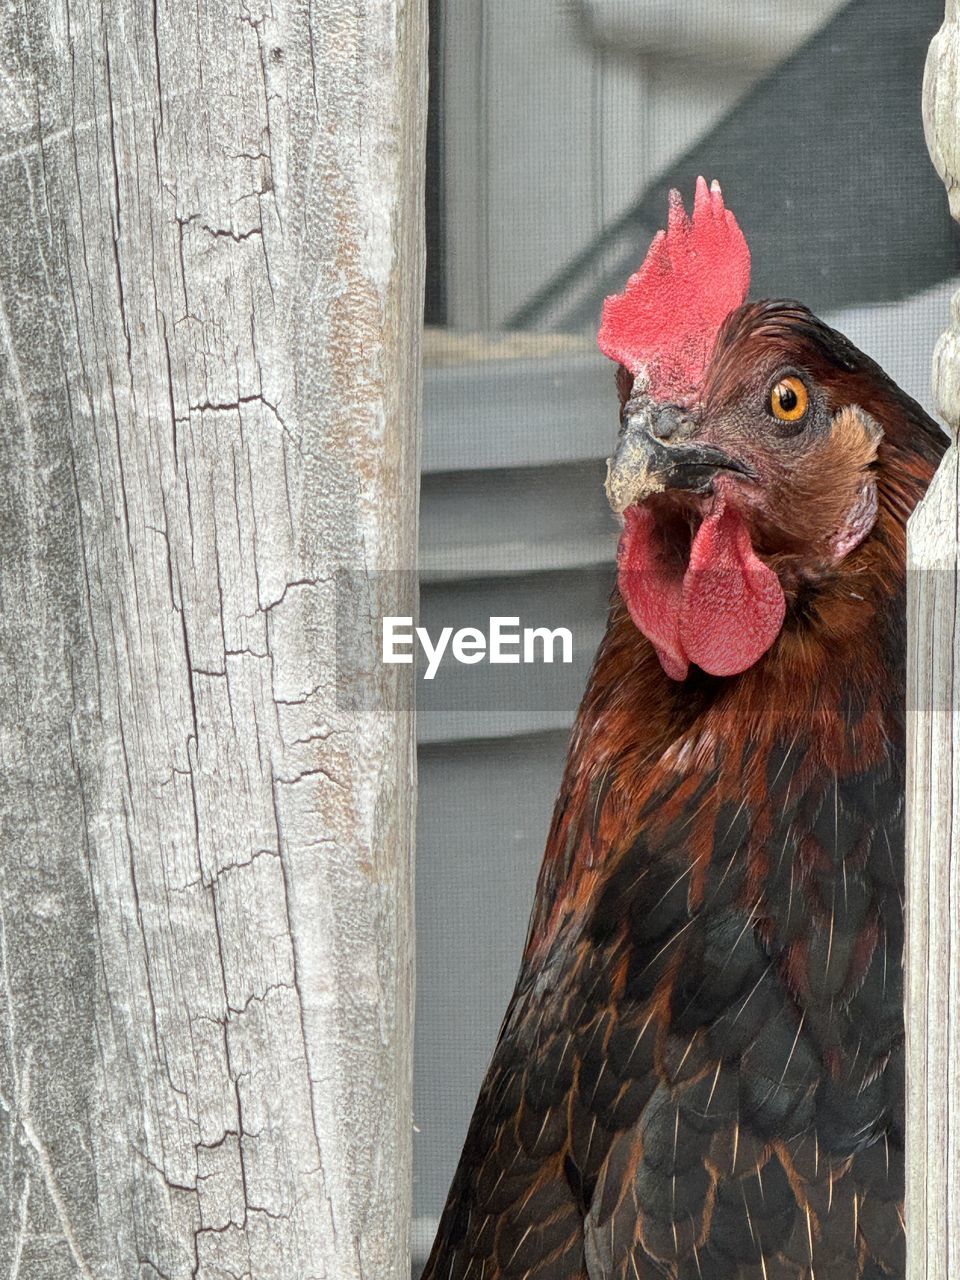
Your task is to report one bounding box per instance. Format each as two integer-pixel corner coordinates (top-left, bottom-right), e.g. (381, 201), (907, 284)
(0, 1), (425, 1275)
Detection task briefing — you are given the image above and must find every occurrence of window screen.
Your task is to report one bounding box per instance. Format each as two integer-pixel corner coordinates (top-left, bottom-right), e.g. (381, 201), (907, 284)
(413, 2), (956, 1270)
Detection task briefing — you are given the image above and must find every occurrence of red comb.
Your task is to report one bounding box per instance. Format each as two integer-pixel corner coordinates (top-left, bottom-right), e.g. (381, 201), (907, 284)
(598, 177), (750, 404)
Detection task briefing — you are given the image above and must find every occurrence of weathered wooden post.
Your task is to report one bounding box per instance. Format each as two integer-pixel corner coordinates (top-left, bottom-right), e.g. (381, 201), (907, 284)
(907, 6), (960, 1277)
(0, 2), (425, 1276)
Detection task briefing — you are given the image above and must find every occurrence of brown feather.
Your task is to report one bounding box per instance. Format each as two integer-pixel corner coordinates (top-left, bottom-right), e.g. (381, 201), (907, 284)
(421, 306), (945, 1280)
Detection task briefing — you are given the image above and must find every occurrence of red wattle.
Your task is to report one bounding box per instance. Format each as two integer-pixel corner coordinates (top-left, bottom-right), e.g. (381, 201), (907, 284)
(680, 500), (786, 677)
(617, 507), (689, 680)
(616, 499), (785, 681)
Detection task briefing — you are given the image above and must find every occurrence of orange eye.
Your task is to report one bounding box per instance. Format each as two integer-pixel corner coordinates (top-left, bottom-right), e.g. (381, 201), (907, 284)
(770, 376), (809, 423)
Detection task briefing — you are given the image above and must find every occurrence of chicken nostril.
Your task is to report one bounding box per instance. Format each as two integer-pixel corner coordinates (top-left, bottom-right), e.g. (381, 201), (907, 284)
(650, 404), (700, 443)
(650, 410), (680, 441)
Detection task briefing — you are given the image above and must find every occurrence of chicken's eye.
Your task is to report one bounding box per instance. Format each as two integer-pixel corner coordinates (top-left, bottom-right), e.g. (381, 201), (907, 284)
(770, 376), (809, 423)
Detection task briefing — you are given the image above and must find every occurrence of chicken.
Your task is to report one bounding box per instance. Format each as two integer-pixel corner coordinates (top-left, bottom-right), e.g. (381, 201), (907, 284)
(420, 178), (945, 1280)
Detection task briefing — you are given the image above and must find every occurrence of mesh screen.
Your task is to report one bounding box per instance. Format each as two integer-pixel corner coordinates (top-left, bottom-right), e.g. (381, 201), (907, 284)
(413, 1), (956, 1269)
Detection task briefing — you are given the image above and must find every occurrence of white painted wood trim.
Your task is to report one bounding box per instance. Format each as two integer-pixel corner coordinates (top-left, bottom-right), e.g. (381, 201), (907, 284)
(907, 8), (960, 1277)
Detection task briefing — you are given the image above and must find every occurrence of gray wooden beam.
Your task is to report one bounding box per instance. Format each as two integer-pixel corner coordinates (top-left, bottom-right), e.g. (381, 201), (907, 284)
(0, 2), (424, 1275)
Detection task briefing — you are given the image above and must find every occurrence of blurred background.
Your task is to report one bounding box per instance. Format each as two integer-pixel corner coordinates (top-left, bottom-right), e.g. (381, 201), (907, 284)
(413, 1), (958, 1271)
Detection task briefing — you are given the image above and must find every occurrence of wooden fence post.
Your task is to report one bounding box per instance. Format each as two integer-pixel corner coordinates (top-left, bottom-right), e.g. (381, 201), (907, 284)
(907, 6), (960, 1278)
(0, 2), (425, 1276)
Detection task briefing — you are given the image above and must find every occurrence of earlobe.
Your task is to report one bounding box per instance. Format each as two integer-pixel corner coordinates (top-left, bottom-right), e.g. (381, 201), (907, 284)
(829, 474), (879, 561)
(821, 405), (882, 561)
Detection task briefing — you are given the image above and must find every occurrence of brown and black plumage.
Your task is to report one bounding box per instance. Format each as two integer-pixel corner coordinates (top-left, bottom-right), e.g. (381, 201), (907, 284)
(421, 181), (944, 1280)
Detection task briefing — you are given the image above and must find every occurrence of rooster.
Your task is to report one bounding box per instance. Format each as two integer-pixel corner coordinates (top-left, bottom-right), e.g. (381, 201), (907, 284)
(420, 178), (945, 1280)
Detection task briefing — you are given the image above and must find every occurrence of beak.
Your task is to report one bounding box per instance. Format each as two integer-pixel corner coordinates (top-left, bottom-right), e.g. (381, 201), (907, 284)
(604, 401), (754, 515)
